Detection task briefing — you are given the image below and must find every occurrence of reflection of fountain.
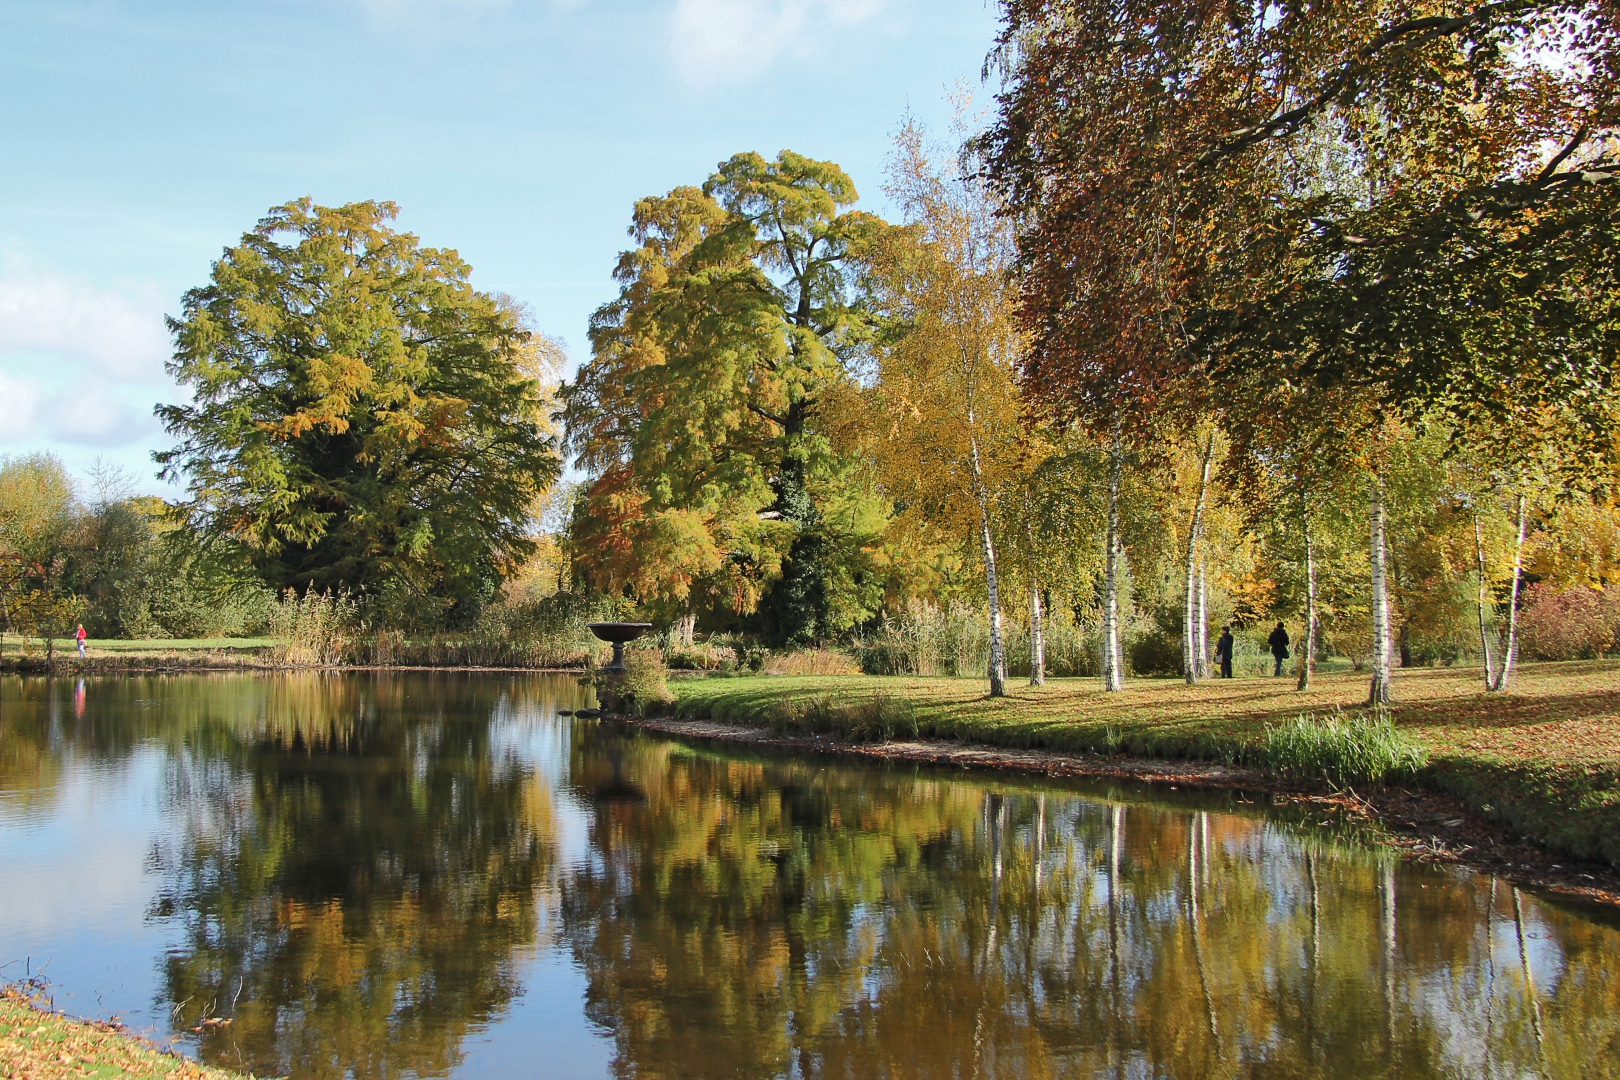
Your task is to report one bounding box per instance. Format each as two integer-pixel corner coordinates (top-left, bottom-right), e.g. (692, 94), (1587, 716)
(586, 623), (654, 674)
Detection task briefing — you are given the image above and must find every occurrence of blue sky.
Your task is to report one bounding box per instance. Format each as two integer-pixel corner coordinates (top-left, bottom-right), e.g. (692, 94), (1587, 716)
(0, 0), (1003, 495)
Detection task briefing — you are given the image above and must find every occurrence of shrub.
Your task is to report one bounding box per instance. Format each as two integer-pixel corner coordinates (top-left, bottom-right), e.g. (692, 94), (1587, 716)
(1258, 711), (1428, 786)
(1517, 584), (1615, 661)
(1127, 628), (1181, 676)
(666, 641), (736, 671)
(596, 645), (672, 716)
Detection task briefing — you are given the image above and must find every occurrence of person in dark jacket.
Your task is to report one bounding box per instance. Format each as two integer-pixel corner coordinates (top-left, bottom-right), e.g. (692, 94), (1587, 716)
(1268, 621), (1291, 676)
(1214, 625), (1234, 679)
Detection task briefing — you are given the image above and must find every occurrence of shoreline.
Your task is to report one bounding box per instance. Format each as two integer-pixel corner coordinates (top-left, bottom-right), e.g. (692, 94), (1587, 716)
(0, 984), (252, 1080)
(629, 713), (1620, 911)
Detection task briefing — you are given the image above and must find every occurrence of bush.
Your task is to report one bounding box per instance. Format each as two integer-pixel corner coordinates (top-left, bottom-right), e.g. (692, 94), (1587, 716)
(707, 633), (767, 672)
(1517, 584), (1616, 661)
(1127, 628), (1181, 676)
(598, 646), (672, 717)
(666, 642), (737, 671)
(1258, 711), (1428, 786)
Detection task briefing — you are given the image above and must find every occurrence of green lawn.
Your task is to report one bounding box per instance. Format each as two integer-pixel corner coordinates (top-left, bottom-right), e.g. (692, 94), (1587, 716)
(669, 661), (1620, 867)
(0, 635), (277, 672)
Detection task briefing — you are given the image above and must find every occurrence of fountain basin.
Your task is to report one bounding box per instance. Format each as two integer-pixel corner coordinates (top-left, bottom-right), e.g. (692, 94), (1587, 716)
(586, 621), (654, 673)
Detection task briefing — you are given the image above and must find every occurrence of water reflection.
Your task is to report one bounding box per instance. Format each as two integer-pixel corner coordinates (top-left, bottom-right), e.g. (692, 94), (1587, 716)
(557, 733), (1620, 1080)
(0, 674), (1617, 1080)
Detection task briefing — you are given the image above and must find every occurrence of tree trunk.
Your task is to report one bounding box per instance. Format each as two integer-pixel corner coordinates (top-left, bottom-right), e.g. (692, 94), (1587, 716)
(1474, 511), (1496, 689)
(1297, 506), (1318, 691)
(1029, 583), (1046, 687)
(674, 613), (696, 648)
(1490, 494), (1528, 693)
(1102, 437), (1125, 692)
(1368, 472), (1393, 705)
(969, 429), (1006, 698)
(1183, 432), (1216, 684)
(1196, 556), (1208, 680)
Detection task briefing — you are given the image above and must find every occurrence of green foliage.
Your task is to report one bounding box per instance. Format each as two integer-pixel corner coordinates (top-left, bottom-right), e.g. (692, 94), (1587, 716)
(665, 642), (737, 671)
(157, 197), (560, 618)
(0, 453), (85, 651)
(1257, 712), (1429, 787)
(598, 646), (672, 717)
(562, 152), (891, 643)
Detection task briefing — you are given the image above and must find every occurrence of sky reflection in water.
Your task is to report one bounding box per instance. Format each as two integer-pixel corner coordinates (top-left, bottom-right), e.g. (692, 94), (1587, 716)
(0, 674), (1615, 1079)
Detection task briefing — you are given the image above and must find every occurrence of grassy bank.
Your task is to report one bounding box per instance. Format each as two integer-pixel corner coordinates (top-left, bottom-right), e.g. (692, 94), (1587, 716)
(0, 985), (252, 1079)
(0, 635), (277, 674)
(667, 661), (1620, 867)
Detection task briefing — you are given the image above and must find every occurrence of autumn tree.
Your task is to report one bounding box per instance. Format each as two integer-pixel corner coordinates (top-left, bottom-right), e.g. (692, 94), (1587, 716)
(986, 0), (1620, 700)
(157, 199), (560, 623)
(865, 118), (1033, 697)
(562, 153), (889, 646)
(0, 452), (86, 668)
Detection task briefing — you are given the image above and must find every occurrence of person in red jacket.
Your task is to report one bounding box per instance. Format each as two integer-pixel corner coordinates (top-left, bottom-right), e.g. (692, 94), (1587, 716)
(75, 623), (87, 658)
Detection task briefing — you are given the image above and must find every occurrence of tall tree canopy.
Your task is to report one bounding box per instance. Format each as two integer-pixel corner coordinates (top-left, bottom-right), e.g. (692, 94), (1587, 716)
(156, 198), (560, 620)
(562, 152), (889, 644)
(984, 0), (1620, 455)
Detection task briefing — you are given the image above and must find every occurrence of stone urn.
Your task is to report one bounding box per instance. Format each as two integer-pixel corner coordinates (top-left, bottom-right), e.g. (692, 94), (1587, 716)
(586, 622), (654, 674)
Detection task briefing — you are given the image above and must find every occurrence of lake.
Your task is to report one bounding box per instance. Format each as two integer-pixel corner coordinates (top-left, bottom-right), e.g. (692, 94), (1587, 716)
(1, 673), (1615, 1079)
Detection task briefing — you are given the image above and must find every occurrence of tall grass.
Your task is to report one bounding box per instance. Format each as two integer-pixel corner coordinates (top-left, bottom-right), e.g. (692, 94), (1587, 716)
(1256, 711), (1428, 786)
(851, 606), (1107, 678)
(265, 590), (607, 668)
(757, 692), (919, 742)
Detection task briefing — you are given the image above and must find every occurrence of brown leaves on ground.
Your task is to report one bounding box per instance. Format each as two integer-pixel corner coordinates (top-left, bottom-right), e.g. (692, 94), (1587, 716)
(0, 988), (256, 1080)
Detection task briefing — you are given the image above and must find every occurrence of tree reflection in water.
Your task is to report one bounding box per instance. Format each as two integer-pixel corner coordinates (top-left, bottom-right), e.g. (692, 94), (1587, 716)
(559, 729), (1620, 1080)
(4, 674), (1618, 1080)
(147, 675), (578, 1080)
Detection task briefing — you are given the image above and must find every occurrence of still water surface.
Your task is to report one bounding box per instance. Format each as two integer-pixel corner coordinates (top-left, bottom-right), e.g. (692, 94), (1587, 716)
(0, 674), (1616, 1079)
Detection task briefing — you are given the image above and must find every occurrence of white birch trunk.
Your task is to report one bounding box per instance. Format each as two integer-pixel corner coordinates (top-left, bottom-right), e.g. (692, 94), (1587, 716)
(1368, 473), (1393, 705)
(1183, 432), (1216, 684)
(1490, 494), (1528, 693)
(1474, 512), (1496, 689)
(1196, 557), (1208, 680)
(1102, 438), (1125, 692)
(1029, 583), (1046, 686)
(969, 428), (1007, 698)
(675, 613), (696, 648)
(1297, 505), (1317, 691)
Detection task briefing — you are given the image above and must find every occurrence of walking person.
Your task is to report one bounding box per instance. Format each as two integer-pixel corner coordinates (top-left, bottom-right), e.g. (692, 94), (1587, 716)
(75, 623), (87, 658)
(1268, 621), (1290, 677)
(1214, 625), (1234, 679)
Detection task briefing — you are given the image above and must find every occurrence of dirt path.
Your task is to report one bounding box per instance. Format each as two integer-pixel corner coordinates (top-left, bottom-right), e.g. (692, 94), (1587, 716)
(633, 715), (1620, 910)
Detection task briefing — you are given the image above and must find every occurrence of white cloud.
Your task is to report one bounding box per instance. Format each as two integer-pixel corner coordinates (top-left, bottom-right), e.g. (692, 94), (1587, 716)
(0, 262), (169, 382)
(0, 370), (157, 450)
(668, 0), (887, 88)
(0, 369), (42, 441)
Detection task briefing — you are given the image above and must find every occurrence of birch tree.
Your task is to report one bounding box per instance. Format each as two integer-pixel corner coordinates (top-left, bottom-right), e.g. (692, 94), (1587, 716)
(868, 119), (1029, 697)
